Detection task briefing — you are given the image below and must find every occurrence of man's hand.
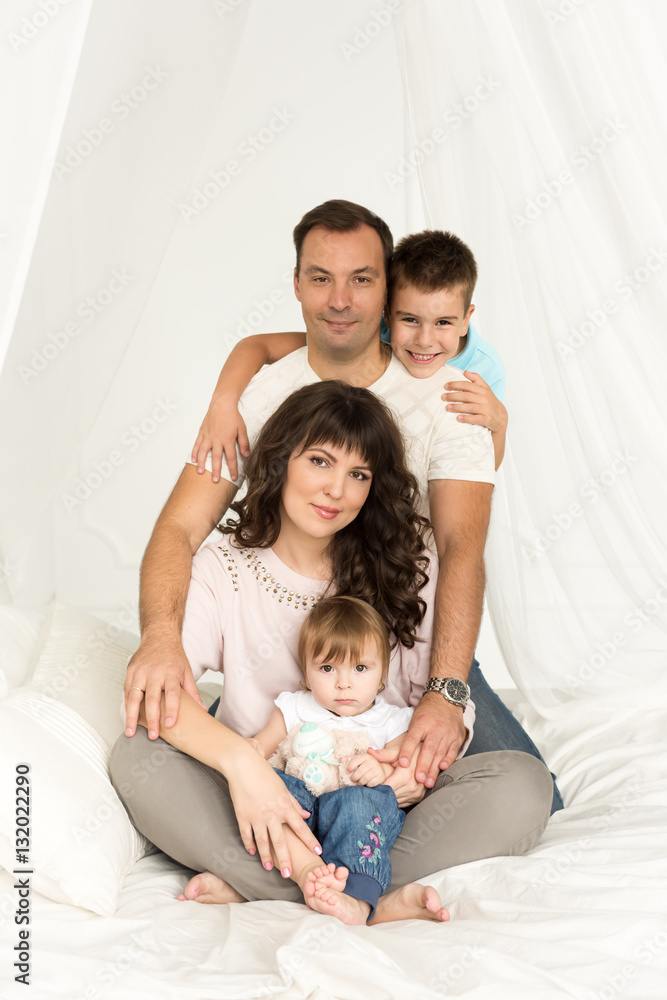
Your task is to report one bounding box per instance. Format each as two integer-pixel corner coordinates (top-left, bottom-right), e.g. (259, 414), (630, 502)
(191, 394), (250, 484)
(372, 693), (466, 788)
(443, 370), (507, 435)
(345, 752), (392, 788)
(124, 636), (205, 738)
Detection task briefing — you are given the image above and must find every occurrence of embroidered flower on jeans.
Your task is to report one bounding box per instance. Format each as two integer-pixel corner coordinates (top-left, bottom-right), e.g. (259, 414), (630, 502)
(357, 812), (387, 867)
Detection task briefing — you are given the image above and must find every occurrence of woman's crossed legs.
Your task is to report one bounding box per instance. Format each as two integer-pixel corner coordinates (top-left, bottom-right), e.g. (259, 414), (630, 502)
(109, 729), (552, 922)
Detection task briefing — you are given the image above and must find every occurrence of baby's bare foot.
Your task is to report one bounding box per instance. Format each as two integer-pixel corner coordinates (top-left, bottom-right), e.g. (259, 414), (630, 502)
(369, 883), (449, 925)
(304, 877), (371, 925)
(305, 862), (349, 893)
(177, 871), (246, 905)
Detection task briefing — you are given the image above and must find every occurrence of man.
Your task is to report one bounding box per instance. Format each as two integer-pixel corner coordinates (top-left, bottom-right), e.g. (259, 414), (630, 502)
(123, 199), (559, 812)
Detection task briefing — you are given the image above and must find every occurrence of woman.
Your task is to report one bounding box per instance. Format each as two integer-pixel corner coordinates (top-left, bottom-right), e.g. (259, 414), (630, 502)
(110, 381), (552, 924)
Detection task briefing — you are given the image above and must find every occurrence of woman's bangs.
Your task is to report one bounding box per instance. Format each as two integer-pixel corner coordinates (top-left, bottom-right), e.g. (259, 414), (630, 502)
(299, 410), (381, 471)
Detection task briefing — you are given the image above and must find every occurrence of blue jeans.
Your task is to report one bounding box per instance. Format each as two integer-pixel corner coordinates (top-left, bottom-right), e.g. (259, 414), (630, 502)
(276, 770), (405, 919)
(466, 660), (563, 814)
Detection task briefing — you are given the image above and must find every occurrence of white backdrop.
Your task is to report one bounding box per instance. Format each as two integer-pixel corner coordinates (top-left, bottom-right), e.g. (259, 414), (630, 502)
(2, 0), (666, 700)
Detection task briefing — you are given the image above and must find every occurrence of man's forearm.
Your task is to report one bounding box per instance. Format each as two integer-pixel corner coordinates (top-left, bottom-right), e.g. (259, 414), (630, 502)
(138, 518), (195, 642)
(428, 548), (486, 682)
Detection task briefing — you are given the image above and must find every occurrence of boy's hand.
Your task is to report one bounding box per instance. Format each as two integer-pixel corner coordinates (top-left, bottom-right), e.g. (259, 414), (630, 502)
(191, 394), (250, 484)
(443, 371), (508, 435)
(345, 752), (392, 787)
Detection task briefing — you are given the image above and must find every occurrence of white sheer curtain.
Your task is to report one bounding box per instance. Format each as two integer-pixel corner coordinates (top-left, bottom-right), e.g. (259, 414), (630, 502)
(394, 0), (667, 716)
(0, 0), (250, 604)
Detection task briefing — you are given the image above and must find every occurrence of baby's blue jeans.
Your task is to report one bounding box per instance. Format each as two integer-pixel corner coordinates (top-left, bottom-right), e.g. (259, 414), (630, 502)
(276, 770), (405, 919)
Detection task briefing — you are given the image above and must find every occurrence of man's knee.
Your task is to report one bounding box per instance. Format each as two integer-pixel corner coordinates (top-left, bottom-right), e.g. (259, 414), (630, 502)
(490, 751), (554, 853)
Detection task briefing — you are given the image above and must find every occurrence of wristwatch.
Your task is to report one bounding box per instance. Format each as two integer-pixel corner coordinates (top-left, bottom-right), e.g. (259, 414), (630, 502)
(424, 677), (470, 708)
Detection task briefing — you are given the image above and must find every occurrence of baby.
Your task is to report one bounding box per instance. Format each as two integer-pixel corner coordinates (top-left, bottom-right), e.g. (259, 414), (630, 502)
(248, 595), (474, 924)
(179, 595), (475, 924)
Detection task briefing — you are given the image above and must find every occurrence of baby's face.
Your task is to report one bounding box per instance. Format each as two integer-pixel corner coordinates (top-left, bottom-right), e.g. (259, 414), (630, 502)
(388, 283), (474, 379)
(305, 641), (384, 717)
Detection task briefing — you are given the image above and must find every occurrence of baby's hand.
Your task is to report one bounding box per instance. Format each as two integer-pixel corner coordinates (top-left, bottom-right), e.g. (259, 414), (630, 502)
(442, 371), (508, 435)
(345, 752), (392, 787)
(191, 394), (250, 483)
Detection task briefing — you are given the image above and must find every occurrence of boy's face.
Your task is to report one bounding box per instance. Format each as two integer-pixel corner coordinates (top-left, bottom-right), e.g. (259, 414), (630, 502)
(387, 283), (475, 379)
(305, 640), (384, 717)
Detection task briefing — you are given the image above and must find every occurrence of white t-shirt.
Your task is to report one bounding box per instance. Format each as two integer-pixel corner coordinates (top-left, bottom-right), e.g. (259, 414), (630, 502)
(181, 541), (439, 738)
(275, 691), (415, 749)
(189, 349), (495, 510)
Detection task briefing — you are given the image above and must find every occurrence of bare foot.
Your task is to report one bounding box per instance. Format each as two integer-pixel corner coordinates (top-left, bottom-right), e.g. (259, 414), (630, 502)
(303, 876), (371, 925)
(304, 862), (349, 893)
(369, 883), (449, 925)
(177, 871), (246, 905)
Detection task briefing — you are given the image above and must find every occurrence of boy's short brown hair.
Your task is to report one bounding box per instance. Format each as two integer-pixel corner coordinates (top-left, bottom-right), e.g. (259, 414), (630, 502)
(298, 596), (391, 682)
(389, 229), (478, 311)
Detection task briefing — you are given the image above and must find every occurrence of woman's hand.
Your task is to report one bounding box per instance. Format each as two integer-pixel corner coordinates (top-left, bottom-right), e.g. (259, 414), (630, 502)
(191, 394), (250, 483)
(367, 745), (427, 808)
(226, 750), (321, 876)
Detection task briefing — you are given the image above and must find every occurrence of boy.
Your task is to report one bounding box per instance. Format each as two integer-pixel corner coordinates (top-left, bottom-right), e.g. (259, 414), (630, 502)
(191, 229), (508, 480)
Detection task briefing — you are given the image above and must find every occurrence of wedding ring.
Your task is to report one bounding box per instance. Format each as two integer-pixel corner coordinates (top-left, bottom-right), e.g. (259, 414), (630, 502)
(130, 686), (144, 693)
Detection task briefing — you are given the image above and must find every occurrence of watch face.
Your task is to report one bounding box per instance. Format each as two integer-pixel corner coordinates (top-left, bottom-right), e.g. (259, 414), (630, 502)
(445, 678), (469, 704)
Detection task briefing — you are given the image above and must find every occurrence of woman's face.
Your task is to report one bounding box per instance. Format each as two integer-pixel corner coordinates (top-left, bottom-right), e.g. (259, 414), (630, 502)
(280, 441), (373, 542)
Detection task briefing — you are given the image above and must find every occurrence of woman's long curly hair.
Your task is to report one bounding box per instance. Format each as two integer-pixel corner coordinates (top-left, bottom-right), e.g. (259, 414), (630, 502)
(219, 380), (430, 648)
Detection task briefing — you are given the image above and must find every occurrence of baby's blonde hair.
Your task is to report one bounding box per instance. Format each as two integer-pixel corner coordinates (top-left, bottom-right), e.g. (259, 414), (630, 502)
(298, 596), (391, 683)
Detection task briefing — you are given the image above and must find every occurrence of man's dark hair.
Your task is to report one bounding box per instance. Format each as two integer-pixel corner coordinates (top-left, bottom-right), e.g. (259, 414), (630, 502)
(293, 199), (393, 281)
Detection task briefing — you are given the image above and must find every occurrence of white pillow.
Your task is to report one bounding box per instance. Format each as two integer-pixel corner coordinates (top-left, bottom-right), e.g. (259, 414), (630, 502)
(0, 688), (146, 915)
(0, 604), (51, 699)
(29, 600), (139, 749)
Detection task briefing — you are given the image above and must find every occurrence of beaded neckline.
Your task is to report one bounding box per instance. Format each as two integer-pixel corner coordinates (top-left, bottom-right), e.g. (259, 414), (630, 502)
(218, 544), (322, 609)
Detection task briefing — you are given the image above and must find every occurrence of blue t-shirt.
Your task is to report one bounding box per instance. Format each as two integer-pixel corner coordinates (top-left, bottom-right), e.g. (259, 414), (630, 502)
(380, 318), (505, 401)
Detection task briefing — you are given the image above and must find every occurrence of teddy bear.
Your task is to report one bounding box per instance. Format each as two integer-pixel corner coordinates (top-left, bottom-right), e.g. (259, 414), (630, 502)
(268, 721), (374, 795)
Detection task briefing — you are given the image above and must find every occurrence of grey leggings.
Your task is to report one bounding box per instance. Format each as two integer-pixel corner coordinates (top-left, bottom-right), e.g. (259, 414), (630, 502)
(109, 729), (553, 900)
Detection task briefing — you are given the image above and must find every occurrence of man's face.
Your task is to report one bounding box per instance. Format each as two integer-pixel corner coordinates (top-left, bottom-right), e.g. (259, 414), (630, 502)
(294, 225), (386, 356)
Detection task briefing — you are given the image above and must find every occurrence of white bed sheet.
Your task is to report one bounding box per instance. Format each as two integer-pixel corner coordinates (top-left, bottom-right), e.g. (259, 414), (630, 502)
(2, 695), (665, 1000)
